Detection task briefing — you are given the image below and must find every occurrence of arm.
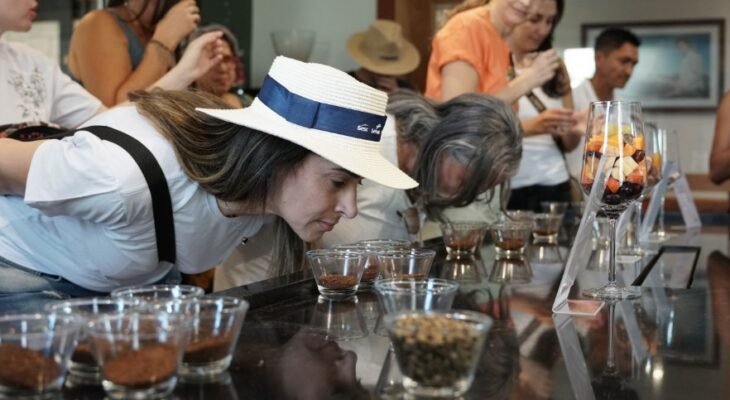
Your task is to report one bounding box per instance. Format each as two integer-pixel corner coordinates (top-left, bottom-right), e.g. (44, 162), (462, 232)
(0, 139), (46, 196)
(69, 2), (199, 106)
(710, 92), (730, 184)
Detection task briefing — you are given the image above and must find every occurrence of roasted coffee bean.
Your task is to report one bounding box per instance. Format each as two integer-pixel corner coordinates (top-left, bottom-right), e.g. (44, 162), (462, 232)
(318, 274), (357, 289)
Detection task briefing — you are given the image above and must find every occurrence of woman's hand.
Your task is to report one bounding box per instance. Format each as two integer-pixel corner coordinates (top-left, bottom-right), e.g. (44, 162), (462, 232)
(522, 108), (576, 136)
(152, 0), (200, 49)
(152, 31), (224, 91)
(515, 49), (560, 92)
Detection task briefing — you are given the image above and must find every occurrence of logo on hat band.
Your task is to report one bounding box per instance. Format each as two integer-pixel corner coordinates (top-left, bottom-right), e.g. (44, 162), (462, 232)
(257, 75), (385, 142)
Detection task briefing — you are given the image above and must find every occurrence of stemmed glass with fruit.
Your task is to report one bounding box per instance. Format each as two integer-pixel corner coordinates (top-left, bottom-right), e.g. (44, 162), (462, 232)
(580, 101), (646, 299)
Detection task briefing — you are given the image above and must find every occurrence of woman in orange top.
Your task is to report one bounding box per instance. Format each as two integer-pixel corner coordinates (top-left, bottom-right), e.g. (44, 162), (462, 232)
(426, 0), (559, 102)
(68, 0), (200, 106)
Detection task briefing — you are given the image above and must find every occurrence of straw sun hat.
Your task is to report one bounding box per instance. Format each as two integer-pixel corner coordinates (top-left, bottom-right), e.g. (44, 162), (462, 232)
(346, 20), (420, 76)
(197, 56), (418, 190)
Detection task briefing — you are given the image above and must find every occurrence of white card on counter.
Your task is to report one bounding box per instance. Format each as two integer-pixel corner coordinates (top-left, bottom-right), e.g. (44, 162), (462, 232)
(672, 174), (702, 229)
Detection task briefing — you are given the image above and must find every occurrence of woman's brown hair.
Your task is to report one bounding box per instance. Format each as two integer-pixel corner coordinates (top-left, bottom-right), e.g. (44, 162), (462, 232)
(130, 89), (311, 274)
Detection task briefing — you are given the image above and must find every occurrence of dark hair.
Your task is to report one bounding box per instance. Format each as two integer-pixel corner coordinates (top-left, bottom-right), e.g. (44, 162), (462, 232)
(387, 90), (522, 221)
(535, 0), (569, 98)
(106, 0), (178, 27)
(594, 28), (641, 53)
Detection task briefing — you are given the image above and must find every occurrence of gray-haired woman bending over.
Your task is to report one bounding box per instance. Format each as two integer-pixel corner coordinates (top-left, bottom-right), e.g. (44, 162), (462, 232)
(215, 90), (522, 289)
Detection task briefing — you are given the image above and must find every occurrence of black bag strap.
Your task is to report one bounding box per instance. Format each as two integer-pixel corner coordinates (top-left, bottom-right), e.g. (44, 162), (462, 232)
(43, 125), (176, 264)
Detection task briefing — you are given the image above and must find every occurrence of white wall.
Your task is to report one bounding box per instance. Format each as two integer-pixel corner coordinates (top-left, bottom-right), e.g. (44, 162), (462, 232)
(250, 0), (376, 87)
(554, 0), (730, 173)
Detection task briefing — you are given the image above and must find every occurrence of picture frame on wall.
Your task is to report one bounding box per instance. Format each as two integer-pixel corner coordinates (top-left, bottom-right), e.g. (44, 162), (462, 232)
(582, 19), (725, 111)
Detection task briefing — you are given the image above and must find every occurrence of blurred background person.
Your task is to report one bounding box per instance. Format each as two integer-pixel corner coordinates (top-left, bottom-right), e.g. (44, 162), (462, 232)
(505, 0), (583, 210)
(565, 27), (640, 178)
(345, 19), (419, 93)
(182, 24), (249, 108)
(425, 0), (559, 103)
(1, 0), (223, 134)
(710, 91), (730, 184)
(67, 0), (200, 106)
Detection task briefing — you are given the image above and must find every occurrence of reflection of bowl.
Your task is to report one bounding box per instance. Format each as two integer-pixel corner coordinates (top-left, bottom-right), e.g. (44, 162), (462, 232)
(271, 29), (316, 61)
(310, 295), (368, 341)
(488, 257), (532, 284)
(441, 255), (484, 283)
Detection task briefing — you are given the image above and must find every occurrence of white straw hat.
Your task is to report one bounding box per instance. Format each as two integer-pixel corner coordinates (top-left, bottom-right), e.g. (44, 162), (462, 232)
(197, 56), (417, 189)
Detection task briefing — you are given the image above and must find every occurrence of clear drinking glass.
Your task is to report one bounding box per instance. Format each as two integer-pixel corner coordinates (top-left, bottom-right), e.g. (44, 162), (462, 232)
(306, 249), (366, 299)
(647, 128), (680, 242)
(579, 101), (646, 299)
(373, 278), (459, 314)
(532, 213), (564, 243)
(45, 298), (139, 384)
(439, 222), (489, 257)
(385, 311), (492, 398)
(87, 311), (192, 400)
(110, 284), (205, 302)
(0, 314), (83, 398)
(376, 248), (436, 280)
(153, 297), (249, 379)
(489, 221), (532, 258)
(619, 122), (663, 257)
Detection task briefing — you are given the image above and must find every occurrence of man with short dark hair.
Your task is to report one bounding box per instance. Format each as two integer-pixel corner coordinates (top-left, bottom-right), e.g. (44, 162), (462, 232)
(566, 27), (641, 177)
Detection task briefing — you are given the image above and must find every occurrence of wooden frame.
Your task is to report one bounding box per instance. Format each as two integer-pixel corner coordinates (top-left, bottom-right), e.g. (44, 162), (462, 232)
(582, 20), (725, 111)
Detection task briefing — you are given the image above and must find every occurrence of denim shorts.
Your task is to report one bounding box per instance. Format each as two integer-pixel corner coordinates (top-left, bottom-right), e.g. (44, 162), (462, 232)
(0, 255), (181, 314)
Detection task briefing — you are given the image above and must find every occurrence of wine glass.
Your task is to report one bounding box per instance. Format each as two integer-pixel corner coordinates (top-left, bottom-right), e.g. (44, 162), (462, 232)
(580, 101), (646, 299)
(619, 122), (663, 257)
(646, 128), (680, 242)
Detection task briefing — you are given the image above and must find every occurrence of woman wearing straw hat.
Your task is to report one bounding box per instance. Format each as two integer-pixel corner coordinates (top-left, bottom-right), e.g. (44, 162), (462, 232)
(346, 20), (420, 93)
(0, 56), (415, 313)
(215, 89), (522, 290)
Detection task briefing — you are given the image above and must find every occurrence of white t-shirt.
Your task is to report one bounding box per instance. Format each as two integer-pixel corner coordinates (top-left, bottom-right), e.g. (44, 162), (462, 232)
(0, 106), (265, 292)
(510, 89), (570, 188)
(565, 79), (604, 179)
(0, 39), (101, 128)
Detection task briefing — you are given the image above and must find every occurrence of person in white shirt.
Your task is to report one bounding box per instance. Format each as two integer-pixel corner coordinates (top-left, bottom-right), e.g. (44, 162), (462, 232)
(214, 90), (522, 290)
(505, 0), (583, 211)
(0, 0), (227, 133)
(566, 28), (640, 178)
(0, 56), (416, 313)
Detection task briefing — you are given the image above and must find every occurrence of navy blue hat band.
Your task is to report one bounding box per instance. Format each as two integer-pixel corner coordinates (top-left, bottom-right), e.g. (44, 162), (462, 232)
(257, 75), (385, 142)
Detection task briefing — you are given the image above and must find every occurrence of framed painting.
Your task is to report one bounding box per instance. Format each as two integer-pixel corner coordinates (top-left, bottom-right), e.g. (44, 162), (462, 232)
(582, 20), (725, 111)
